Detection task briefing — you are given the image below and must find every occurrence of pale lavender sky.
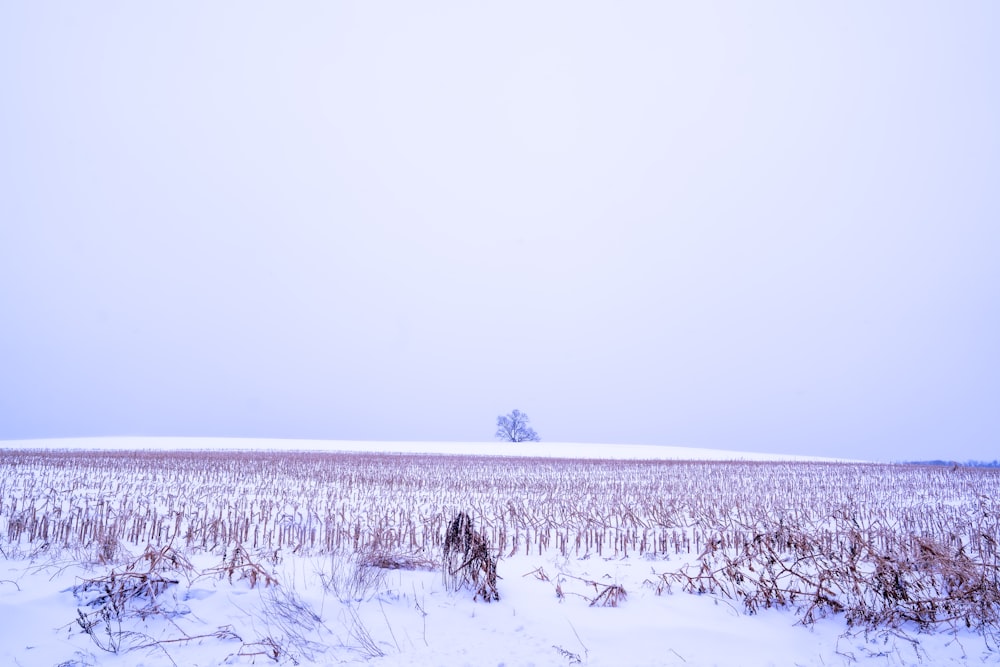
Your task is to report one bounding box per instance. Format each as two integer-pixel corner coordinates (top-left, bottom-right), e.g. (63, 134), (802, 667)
(2, 2), (998, 461)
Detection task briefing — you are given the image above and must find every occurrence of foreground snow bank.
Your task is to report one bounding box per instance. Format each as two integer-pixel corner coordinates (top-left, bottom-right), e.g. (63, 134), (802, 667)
(1, 548), (992, 667)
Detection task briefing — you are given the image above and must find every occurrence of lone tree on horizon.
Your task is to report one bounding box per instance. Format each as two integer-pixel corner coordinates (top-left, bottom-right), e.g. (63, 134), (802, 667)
(495, 409), (540, 442)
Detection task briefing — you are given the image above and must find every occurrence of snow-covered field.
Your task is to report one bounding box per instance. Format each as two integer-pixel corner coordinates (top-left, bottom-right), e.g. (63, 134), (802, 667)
(1, 436), (851, 462)
(1, 438), (996, 667)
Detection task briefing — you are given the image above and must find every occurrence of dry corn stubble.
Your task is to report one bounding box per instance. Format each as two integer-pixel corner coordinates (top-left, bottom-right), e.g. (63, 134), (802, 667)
(443, 511), (500, 602)
(1, 449), (998, 635)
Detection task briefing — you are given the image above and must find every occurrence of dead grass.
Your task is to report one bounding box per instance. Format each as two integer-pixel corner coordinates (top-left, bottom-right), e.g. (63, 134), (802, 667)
(657, 511), (1000, 638)
(71, 543), (195, 653)
(202, 543), (278, 588)
(2, 450), (998, 636)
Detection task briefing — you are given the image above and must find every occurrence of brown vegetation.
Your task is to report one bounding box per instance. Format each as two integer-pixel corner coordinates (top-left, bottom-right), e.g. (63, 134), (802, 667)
(443, 511), (499, 601)
(2, 449), (998, 635)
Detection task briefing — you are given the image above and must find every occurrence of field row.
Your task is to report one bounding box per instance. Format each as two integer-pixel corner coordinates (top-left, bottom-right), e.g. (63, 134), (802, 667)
(2, 449), (997, 566)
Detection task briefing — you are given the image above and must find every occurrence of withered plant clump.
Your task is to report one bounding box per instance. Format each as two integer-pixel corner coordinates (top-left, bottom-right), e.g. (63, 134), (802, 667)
(70, 542), (294, 660)
(655, 510), (1000, 639)
(359, 546), (438, 571)
(553, 571), (628, 607)
(443, 512), (499, 602)
(203, 543), (279, 588)
(73, 543), (195, 653)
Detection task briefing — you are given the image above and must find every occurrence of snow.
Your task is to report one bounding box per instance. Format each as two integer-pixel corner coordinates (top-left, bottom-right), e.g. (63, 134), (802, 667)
(0, 438), (990, 667)
(1, 436), (852, 462)
(1, 549), (988, 667)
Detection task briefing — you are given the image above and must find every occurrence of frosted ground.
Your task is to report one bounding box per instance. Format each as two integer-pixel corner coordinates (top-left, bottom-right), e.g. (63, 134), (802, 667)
(0, 438), (996, 667)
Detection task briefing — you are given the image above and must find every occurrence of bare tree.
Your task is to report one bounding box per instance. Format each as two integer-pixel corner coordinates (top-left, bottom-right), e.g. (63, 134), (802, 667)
(495, 409), (540, 442)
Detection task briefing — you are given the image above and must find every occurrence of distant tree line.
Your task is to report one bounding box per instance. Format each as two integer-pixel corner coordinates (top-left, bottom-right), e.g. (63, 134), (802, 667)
(906, 460), (1000, 468)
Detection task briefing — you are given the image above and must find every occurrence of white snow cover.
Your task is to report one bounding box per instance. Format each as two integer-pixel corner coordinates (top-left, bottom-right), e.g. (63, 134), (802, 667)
(0, 438), (988, 667)
(2, 436), (853, 461)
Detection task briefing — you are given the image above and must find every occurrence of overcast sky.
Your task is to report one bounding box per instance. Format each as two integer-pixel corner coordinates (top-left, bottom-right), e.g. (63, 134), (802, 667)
(2, 2), (998, 461)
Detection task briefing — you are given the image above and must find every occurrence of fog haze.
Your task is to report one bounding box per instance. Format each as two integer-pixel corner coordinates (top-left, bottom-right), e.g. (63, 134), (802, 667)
(2, 2), (998, 461)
